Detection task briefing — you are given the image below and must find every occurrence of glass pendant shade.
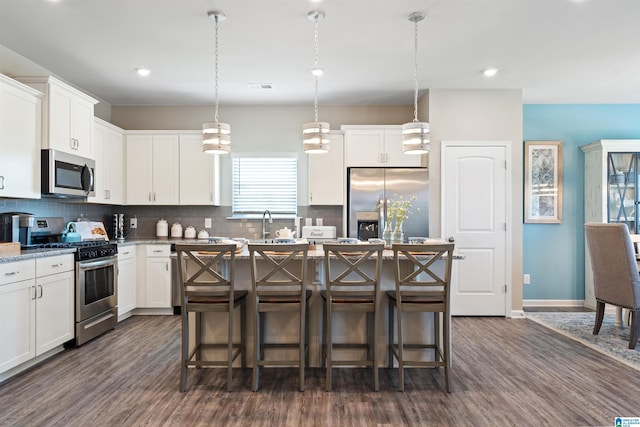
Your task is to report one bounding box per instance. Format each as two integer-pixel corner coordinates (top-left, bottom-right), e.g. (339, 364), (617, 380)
(202, 121), (231, 154)
(303, 121), (330, 153)
(402, 121), (430, 154)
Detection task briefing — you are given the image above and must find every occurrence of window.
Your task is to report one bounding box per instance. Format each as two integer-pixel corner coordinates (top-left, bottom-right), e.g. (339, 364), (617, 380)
(232, 156), (297, 216)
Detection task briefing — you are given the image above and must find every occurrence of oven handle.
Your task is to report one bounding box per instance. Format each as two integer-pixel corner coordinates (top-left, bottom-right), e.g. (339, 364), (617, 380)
(78, 255), (118, 270)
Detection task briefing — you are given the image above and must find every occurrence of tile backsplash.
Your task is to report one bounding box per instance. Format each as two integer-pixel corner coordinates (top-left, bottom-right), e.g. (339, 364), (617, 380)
(1, 198), (343, 240)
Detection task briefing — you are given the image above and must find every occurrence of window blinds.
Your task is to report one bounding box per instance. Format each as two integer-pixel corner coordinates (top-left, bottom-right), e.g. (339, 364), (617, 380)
(232, 157), (297, 215)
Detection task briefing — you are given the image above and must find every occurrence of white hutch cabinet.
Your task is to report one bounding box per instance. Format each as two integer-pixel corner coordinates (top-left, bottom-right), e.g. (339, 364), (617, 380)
(581, 139), (640, 308)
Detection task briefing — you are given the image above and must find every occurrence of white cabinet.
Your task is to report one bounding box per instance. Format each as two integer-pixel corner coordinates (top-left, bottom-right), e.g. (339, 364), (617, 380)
(34, 255), (74, 355)
(125, 133), (180, 205)
(15, 76), (98, 157)
(179, 133), (221, 205)
(117, 246), (136, 318)
(343, 126), (424, 167)
(308, 132), (345, 205)
(0, 74), (42, 199)
(581, 140), (640, 309)
(0, 254), (73, 376)
(0, 260), (36, 374)
(90, 118), (124, 204)
(137, 245), (171, 308)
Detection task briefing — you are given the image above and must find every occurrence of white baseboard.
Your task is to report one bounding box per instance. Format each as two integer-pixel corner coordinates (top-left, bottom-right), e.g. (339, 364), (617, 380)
(523, 299), (584, 307)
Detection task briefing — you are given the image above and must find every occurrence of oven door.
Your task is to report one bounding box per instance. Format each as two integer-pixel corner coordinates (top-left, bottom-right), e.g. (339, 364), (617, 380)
(76, 255), (118, 322)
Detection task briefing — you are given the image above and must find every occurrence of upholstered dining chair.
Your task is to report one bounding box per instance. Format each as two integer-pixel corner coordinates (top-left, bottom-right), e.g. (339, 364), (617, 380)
(248, 242), (310, 392)
(387, 242), (455, 392)
(321, 242), (384, 392)
(584, 223), (640, 349)
(175, 243), (247, 392)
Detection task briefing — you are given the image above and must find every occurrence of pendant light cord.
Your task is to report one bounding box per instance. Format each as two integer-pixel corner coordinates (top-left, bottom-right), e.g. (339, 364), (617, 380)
(412, 17), (419, 123)
(313, 15), (320, 123)
(214, 16), (220, 123)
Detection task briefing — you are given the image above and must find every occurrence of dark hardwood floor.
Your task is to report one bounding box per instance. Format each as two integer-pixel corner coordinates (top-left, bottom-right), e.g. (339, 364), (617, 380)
(0, 313), (638, 426)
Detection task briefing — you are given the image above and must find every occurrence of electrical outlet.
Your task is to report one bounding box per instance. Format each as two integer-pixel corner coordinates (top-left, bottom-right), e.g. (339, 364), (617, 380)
(205, 218), (212, 228)
(130, 217), (137, 229)
(523, 274), (530, 285)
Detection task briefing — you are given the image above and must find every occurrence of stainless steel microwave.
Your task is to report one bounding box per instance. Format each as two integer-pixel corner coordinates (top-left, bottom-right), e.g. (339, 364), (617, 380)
(41, 149), (95, 198)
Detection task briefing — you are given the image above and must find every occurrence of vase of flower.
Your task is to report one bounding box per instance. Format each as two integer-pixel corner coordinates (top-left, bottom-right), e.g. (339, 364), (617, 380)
(392, 222), (404, 244)
(382, 223), (392, 244)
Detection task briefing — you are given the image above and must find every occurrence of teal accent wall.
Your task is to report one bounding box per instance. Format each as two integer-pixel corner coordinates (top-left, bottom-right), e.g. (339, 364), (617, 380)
(523, 104), (640, 300)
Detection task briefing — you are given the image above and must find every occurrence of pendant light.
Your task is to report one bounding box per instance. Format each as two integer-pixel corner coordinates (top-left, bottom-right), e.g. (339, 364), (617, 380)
(203, 10), (231, 154)
(303, 10), (330, 154)
(402, 12), (430, 154)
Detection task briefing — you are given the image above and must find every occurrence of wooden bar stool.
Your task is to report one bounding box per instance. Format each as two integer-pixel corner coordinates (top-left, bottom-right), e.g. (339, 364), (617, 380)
(387, 243), (455, 392)
(175, 243), (247, 392)
(321, 242), (384, 391)
(248, 242), (310, 391)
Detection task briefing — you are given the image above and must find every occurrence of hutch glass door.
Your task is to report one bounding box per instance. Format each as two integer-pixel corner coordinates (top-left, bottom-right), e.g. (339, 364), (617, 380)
(608, 152), (638, 233)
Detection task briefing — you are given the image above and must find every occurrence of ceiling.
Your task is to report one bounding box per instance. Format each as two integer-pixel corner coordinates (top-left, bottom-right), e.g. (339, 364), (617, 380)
(1, 0), (639, 106)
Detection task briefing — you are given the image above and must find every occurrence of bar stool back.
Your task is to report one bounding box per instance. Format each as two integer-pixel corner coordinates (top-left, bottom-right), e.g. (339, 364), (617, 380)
(175, 243), (247, 392)
(387, 243), (455, 392)
(248, 242), (310, 391)
(321, 242), (384, 391)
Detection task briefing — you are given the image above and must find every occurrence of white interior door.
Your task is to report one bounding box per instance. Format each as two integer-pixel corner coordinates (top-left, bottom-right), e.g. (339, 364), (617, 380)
(442, 142), (510, 316)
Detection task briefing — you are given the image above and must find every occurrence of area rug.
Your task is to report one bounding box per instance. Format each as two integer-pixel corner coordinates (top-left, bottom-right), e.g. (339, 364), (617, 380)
(526, 311), (640, 371)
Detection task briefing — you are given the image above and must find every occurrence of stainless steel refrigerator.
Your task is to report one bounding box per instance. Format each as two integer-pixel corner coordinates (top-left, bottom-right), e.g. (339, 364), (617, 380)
(347, 167), (429, 240)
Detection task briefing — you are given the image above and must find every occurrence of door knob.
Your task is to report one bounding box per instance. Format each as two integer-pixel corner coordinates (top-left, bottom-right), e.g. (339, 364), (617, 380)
(448, 237), (455, 243)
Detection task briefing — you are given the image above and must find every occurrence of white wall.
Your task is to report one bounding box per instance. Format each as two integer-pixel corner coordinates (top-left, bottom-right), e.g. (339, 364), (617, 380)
(428, 89), (523, 310)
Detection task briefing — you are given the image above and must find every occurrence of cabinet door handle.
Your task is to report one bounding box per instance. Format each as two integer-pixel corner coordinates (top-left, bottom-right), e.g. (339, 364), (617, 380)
(122, 251), (130, 255)
(32, 285), (37, 300)
(385, 153), (389, 163)
(149, 192), (152, 202)
(38, 285), (43, 299)
(166, 262), (169, 272)
(0, 175), (4, 190)
(4, 270), (18, 276)
(51, 263), (63, 268)
(153, 192), (157, 201)
(152, 250), (163, 253)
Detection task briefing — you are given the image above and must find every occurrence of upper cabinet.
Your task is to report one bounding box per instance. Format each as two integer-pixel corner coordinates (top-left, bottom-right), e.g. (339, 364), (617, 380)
(308, 132), (344, 205)
(0, 74), (42, 199)
(342, 125), (425, 167)
(125, 132), (180, 205)
(15, 76), (98, 158)
(90, 118), (124, 205)
(179, 133), (221, 205)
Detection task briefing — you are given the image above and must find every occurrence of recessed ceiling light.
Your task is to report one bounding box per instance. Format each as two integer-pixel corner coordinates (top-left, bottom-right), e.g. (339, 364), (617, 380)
(247, 83), (273, 90)
(135, 68), (150, 77)
(482, 68), (499, 77)
(311, 67), (324, 77)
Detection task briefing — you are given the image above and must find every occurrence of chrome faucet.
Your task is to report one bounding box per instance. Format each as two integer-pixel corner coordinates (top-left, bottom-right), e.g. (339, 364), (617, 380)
(262, 209), (273, 240)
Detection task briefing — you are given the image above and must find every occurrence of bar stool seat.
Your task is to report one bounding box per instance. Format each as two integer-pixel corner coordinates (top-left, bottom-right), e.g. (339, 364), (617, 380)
(248, 242), (310, 392)
(387, 243), (455, 392)
(175, 243), (247, 392)
(321, 242), (384, 392)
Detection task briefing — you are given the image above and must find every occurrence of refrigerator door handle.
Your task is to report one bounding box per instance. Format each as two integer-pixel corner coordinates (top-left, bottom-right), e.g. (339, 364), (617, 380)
(377, 197), (386, 230)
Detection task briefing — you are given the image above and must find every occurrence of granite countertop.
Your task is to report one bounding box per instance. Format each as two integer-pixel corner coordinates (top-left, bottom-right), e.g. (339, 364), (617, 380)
(1, 238), (464, 263)
(0, 247), (77, 263)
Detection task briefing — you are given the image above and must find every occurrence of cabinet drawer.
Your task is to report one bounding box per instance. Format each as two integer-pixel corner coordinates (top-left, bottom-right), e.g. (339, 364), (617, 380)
(118, 246), (136, 260)
(36, 254), (74, 277)
(146, 245), (171, 257)
(0, 259), (36, 285)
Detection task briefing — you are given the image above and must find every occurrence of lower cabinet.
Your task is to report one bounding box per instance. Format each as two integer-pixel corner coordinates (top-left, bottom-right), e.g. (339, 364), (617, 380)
(117, 246), (136, 318)
(0, 254), (74, 376)
(136, 245), (172, 309)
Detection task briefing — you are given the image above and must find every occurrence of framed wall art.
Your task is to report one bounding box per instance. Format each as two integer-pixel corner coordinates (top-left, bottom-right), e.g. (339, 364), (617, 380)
(524, 140), (563, 223)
